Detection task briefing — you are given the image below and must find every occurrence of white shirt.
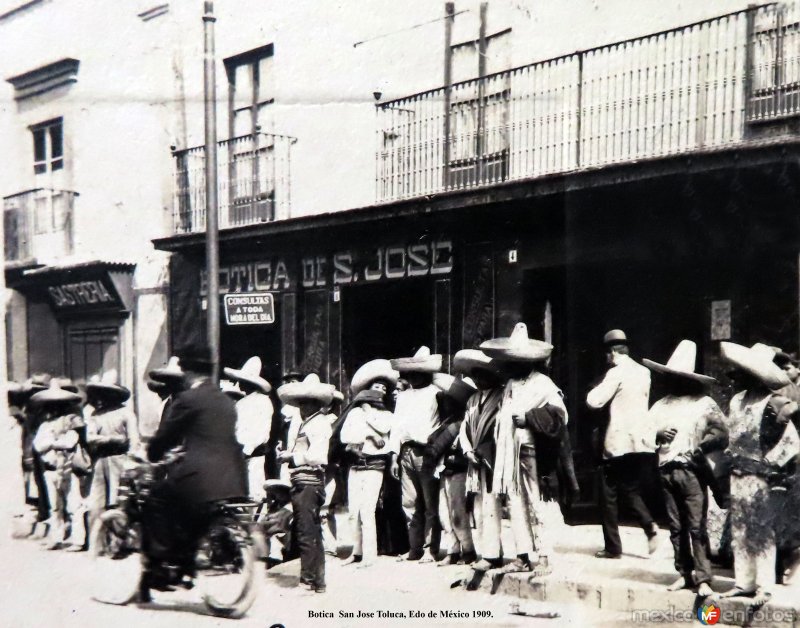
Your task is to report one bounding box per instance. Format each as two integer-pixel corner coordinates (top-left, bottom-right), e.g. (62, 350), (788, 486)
(587, 354), (652, 458)
(235, 391), (273, 456)
(389, 384), (440, 453)
(286, 411), (333, 468)
(649, 394), (724, 466)
(340, 404), (394, 456)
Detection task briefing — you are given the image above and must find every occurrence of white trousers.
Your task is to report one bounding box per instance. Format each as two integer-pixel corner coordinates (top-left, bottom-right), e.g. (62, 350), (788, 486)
(347, 468), (384, 560)
(472, 471), (503, 560)
(438, 472), (474, 555)
(731, 474), (777, 592)
(246, 456), (266, 501)
(507, 453), (545, 559)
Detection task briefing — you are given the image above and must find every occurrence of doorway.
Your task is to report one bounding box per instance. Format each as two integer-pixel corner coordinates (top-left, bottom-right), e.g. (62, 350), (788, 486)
(341, 279), (434, 387)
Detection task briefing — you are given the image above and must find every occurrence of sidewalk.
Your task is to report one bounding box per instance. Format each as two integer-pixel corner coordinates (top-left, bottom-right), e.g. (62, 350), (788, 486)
(464, 523), (800, 627)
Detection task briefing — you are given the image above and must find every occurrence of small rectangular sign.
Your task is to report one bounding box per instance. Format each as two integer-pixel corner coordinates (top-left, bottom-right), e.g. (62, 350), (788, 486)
(710, 299), (731, 341)
(223, 292), (275, 325)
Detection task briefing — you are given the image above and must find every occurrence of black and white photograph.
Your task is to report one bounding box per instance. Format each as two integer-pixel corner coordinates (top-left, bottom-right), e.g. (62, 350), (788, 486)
(2, 1), (800, 626)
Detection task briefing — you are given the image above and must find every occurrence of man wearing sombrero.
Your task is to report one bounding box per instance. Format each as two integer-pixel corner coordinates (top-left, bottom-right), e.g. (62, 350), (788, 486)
(148, 356), (185, 430)
(425, 373), (478, 566)
(276, 374), (336, 593)
(719, 342), (800, 607)
(644, 340), (727, 597)
(480, 323), (568, 574)
(85, 370), (140, 540)
(388, 346), (444, 562)
(455, 349), (506, 573)
(224, 356), (274, 502)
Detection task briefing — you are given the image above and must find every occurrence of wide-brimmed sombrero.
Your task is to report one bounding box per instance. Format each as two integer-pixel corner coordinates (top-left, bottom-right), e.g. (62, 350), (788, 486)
(29, 380), (82, 406)
(721, 342), (790, 391)
(480, 323), (553, 362)
(220, 379), (245, 400)
(86, 369), (131, 403)
(224, 356), (272, 394)
(22, 373), (52, 396)
(149, 356), (184, 383)
(452, 349), (500, 376)
(351, 359), (400, 394)
(277, 373), (335, 406)
(643, 340), (716, 385)
(390, 346), (442, 373)
(264, 479), (292, 493)
(432, 373), (477, 406)
(146, 379), (168, 394)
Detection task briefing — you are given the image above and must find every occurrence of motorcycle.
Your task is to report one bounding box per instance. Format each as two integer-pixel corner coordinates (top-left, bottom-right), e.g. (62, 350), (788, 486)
(89, 450), (259, 619)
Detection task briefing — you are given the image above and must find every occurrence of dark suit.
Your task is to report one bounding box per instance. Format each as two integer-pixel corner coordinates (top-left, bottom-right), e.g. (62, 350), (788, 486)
(148, 381), (247, 504)
(143, 381), (247, 567)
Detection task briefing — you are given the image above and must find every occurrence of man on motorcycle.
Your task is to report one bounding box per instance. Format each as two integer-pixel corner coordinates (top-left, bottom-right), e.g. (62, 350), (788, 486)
(141, 344), (248, 593)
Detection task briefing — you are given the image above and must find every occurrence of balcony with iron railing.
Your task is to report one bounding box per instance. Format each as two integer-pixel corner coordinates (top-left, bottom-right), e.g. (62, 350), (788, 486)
(4, 188), (77, 264)
(172, 132), (295, 234)
(376, 3), (800, 202)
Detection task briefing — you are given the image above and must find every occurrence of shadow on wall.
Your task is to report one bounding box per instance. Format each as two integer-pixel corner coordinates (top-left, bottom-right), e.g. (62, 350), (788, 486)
(139, 320), (169, 438)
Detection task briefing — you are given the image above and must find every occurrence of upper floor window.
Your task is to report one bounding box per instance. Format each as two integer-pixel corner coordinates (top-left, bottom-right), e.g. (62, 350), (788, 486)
(224, 44), (275, 138)
(32, 118), (63, 175)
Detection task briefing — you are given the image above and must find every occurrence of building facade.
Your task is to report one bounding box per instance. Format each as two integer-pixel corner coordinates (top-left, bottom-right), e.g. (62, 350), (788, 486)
(5, 0), (800, 510)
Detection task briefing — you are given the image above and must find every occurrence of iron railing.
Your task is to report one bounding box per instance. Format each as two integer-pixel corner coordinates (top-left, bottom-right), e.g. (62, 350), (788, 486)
(377, 3), (800, 202)
(172, 132), (295, 234)
(3, 188), (76, 262)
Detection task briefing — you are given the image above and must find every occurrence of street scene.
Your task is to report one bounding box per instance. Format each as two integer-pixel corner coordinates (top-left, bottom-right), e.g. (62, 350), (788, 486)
(4, 0), (800, 626)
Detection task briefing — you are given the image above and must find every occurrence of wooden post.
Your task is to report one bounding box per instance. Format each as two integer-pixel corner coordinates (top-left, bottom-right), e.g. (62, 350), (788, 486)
(203, 1), (220, 384)
(442, 2), (455, 189)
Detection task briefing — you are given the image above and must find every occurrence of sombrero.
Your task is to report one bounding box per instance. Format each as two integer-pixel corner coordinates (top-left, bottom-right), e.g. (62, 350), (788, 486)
(149, 356), (184, 383)
(332, 390), (344, 403)
(224, 356), (272, 394)
(146, 379), (168, 394)
(23, 373), (52, 396)
(220, 379), (245, 400)
(29, 380), (82, 406)
(86, 369), (131, 403)
(480, 323), (553, 362)
(351, 359), (400, 394)
(277, 373), (335, 406)
(774, 351), (799, 369)
(7, 381), (25, 405)
(432, 373), (477, 406)
(390, 346), (442, 373)
(452, 349), (500, 376)
(603, 329), (628, 346)
(643, 340), (716, 385)
(720, 342), (790, 391)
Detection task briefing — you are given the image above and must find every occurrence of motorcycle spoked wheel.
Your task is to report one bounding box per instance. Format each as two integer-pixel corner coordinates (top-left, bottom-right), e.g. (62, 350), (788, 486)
(195, 516), (258, 619)
(89, 511), (144, 606)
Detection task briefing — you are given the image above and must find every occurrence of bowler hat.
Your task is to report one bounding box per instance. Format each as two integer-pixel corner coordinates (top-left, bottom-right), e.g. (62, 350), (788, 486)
(177, 343), (214, 373)
(603, 329), (628, 346)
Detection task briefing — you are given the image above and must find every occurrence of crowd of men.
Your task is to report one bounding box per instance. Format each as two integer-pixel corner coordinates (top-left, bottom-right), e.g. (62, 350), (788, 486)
(7, 322), (800, 606)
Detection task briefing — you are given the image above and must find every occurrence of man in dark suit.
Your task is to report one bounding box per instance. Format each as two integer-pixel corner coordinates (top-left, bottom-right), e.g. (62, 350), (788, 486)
(142, 344), (247, 590)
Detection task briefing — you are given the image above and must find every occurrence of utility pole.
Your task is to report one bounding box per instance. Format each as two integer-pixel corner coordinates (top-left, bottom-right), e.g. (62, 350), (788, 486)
(203, 0), (220, 383)
(442, 2), (455, 189)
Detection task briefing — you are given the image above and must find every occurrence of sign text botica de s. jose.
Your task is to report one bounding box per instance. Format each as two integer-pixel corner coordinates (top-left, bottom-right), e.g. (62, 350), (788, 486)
(223, 292), (275, 325)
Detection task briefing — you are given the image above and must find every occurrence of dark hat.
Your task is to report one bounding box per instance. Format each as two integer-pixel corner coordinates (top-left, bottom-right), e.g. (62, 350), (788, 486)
(149, 356), (185, 382)
(146, 379), (168, 394)
(281, 369), (303, 382)
(603, 329), (628, 346)
(177, 343), (214, 373)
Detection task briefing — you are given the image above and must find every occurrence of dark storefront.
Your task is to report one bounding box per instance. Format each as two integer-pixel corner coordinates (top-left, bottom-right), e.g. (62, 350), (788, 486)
(155, 143), (800, 516)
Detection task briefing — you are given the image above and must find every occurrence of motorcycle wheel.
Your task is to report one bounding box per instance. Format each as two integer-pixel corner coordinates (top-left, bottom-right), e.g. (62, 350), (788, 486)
(89, 511), (143, 606)
(196, 515), (258, 619)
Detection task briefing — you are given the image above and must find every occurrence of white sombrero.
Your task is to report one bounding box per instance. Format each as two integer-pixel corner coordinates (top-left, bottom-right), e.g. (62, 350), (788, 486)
(149, 356), (184, 383)
(643, 340), (716, 385)
(86, 369), (131, 403)
(720, 341), (790, 391)
(390, 346), (442, 373)
(224, 356), (272, 394)
(29, 380), (82, 406)
(452, 349), (501, 376)
(432, 373), (477, 406)
(351, 359), (400, 394)
(277, 373), (335, 406)
(480, 323), (553, 362)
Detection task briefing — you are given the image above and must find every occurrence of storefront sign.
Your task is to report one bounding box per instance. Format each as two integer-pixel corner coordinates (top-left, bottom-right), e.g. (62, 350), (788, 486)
(302, 240), (454, 288)
(48, 279), (119, 310)
(710, 300), (731, 340)
(203, 239), (453, 295)
(224, 292), (275, 325)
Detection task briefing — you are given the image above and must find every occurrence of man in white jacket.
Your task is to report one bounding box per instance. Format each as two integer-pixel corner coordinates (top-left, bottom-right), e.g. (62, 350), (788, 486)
(587, 329), (658, 558)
